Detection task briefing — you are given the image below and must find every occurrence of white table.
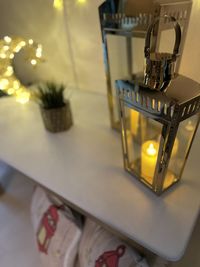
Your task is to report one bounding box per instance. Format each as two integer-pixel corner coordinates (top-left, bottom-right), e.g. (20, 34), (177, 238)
(0, 91), (199, 262)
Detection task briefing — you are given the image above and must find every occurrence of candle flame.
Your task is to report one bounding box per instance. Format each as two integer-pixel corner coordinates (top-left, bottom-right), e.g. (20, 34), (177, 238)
(147, 143), (157, 156)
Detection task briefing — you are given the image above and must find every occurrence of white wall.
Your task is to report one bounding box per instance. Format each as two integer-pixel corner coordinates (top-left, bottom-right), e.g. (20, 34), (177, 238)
(0, 0), (199, 95)
(63, 0), (106, 92)
(0, 0), (106, 93)
(0, 0), (75, 87)
(180, 0), (200, 82)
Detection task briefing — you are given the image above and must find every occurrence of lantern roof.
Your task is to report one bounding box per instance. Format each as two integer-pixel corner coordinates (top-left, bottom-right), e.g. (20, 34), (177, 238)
(116, 75), (200, 123)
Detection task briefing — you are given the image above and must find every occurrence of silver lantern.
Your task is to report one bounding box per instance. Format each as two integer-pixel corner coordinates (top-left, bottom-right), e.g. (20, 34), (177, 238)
(99, 0), (192, 130)
(116, 75), (200, 195)
(116, 13), (200, 195)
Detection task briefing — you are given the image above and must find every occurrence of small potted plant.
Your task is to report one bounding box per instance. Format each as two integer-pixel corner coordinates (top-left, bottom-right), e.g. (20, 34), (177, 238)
(36, 82), (73, 133)
(0, 90), (8, 97)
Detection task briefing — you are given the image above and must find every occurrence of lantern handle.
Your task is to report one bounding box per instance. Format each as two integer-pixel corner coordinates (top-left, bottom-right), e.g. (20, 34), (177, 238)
(144, 15), (181, 59)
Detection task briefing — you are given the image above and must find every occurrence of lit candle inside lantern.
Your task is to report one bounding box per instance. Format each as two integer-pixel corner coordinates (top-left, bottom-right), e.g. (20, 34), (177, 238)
(130, 109), (139, 136)
(141, 140), (159, 184)
(142, 140), (176, 187)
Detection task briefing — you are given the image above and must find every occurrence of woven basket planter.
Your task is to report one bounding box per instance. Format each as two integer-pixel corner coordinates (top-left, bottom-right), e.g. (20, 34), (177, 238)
(40, 100), (73, 133)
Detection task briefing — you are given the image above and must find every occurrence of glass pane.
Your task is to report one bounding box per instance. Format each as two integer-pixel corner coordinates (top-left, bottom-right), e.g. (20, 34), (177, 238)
(124, 106), (163, 187)
(107, 34), (131, 125)
(164, 114), (199, 189)
(131, 37), (145, 78)
(106, 34), (145, 127)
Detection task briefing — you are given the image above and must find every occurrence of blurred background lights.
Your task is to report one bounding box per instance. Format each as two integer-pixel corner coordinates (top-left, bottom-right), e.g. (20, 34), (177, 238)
(77, 0), (87, 4)
(7, 88), (15, 95)
(0, 78), (9, 90)
(31, 59), (37, 65)
(13, 80), (20, 90)
(4, 36), (11, 43)
(36, 45), (42, 58)
(5, 66), (13, 77)
(0, 36), (44, 104)
(9, 53), (14, 59)
(53, 0), (63, 11)
(28, 39), (33, 45)
(0, 53), (6, 59)
(3, 46), (9, 51)
(16, 90), (30, 104)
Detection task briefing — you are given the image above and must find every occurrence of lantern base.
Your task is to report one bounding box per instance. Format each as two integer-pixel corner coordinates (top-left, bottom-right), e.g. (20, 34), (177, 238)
(126, 161), (179, 196)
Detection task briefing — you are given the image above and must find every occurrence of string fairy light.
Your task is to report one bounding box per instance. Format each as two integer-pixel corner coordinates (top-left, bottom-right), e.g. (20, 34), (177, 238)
(0, 36), (44, 104)
(53, 0), (63, 11)
(78, 0), (86, 3)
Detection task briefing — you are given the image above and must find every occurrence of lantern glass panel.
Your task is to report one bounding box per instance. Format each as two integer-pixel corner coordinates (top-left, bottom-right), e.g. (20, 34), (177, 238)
(107, 34), (130, 125)
(106, 33), (145, 129)
(123, 106), (163, 187)
(117, 75), (200, 195)
(164, 114), (199, 190)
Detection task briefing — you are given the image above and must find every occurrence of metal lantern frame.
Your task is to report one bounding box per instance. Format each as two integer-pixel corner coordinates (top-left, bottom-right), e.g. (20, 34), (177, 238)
(99, 0), (192, 130)
(116, 75), (200, 195)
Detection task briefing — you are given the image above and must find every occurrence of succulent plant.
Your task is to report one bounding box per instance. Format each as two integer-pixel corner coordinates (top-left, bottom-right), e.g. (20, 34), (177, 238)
(36, 82), (65, 109)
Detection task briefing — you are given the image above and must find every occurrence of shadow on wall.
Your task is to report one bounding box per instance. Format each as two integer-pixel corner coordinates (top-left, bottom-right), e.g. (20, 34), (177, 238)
(0, 0), (106, 93)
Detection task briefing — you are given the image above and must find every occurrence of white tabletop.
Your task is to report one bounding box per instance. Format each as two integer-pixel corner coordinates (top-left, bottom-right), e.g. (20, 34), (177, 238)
(0, 91), (199, 261)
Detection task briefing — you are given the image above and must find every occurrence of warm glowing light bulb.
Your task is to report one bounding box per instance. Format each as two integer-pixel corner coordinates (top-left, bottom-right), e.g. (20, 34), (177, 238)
(14, 45), (22, 53)
(54, 0), (63, 11)
(13, 80), (20, 90)
(0, 36), (43, 98)
(0, 53), (6, 59)
(3, 45), (9, 51)
(9, 53), (14, 59)
(36, 46), (42, 58)
(78, 0), (86, 3)
(28, 39), (34, 45)
(147, 143), (157, 156)
(20, 41), (26, 47)
(4, 66), (13, 77)
(0, 78), (9, 89)
(4, 36), (12, 43)
(16, 90), (30, 104)
(7, 88), (15, 95)
(31, 59), (37, 65)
